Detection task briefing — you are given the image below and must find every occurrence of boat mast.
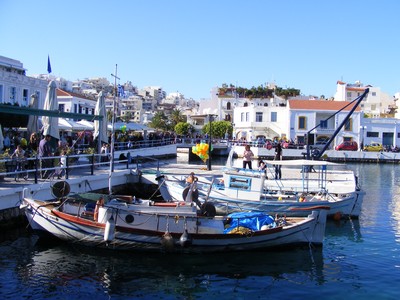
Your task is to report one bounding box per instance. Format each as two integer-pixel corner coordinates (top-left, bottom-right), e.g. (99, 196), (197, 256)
(110, 64), (120, 194)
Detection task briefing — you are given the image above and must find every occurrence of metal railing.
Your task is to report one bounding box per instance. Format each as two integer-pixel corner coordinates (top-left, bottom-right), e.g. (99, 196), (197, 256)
(0, 152), (154, 184)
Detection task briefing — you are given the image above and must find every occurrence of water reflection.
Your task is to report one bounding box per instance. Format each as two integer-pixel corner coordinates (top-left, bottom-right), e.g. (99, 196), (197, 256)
(325, 219), (362, 242)
(9, 237), (325, 298)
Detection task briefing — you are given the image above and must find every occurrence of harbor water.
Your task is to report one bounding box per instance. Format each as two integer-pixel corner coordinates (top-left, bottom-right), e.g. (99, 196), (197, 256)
(1, 159), (399, 299)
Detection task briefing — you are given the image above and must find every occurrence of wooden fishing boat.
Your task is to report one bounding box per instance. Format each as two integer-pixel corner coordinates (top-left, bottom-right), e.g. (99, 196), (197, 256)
(21, 182), (329, 253)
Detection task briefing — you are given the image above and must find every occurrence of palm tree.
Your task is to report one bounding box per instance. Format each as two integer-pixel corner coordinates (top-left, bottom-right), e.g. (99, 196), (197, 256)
(149, 112), (169, 131)
(169, 109), (186, 128)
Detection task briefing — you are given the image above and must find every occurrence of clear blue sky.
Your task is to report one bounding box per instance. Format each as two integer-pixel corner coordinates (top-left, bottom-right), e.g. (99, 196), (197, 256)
(1, 0), (399, 100)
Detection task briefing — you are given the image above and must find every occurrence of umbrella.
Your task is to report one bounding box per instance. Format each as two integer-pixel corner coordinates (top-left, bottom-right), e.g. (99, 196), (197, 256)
(0, 125), (4, 151)
(76, 120), (94, 130)
(58, 118), (74, 131)
(27, 93), (39, 136)
(94, 91), (108, 144)
(42, 81), (59, 139)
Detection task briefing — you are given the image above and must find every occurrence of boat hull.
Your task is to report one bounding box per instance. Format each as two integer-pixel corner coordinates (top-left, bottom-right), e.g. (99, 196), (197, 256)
(22, 197), (328, 253)
(162, 178), (364, 218)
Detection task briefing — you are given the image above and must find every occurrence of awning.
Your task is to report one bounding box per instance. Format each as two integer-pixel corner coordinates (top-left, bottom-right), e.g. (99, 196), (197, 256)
(108, 122), (151, 131)
(76, 119), (94, 130)
(58, 118), (93, 131)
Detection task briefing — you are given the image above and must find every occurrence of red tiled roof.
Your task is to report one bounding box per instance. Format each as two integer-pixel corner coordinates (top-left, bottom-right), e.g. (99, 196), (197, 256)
(347, 87), (366, 92)
(56, 89), (96, 101)
(288, 100), (361, 112)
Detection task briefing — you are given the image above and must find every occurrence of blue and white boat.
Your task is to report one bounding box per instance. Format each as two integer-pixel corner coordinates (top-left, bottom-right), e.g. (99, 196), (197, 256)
(159, 158), (364, 218)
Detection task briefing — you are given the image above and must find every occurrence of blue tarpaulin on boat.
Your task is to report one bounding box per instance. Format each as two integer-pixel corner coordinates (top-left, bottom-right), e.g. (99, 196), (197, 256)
(224, 212), (276, 234)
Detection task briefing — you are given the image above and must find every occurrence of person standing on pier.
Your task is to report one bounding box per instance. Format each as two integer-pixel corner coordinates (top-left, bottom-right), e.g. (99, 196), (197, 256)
(274, 143), (283, 179)
(243, 145), (254, 169)
(39, 134), (53, 179)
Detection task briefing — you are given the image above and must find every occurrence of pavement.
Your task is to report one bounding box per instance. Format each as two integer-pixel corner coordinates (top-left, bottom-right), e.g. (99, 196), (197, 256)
(0, 160), (129, 192)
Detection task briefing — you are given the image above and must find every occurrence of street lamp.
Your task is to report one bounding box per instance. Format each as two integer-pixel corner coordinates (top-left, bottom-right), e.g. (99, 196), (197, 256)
(207, 114), (218, 170)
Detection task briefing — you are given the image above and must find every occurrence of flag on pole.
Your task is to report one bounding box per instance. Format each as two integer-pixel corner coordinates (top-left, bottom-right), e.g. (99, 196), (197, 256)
(47, 55), (52, 74)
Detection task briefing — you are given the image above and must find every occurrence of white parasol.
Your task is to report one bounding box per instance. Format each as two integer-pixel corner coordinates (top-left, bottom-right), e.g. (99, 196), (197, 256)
(42, 81), (59, 139)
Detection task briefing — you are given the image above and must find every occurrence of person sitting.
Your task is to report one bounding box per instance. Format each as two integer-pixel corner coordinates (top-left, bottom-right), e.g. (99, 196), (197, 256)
(186, 172), (198, 184)
(258, 160), (268, 178)
(93, 197), (105, 221)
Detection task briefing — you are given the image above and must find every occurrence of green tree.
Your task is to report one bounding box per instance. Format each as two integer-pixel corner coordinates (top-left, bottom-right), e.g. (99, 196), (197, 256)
(121, 111), (132, 123)
(149, 112), (169, 131)
(169, 109), (186, 128)
(107, 110), (114, 122)
(174, 122), (193, 136)
(202, 121), (232, 138)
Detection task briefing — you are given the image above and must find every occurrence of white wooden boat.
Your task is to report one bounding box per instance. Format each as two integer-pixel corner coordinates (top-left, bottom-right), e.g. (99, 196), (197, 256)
(159, 159), (364, 218)
(21, 182), (329, 253)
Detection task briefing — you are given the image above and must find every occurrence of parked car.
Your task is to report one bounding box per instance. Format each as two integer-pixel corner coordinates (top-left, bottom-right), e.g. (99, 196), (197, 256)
(310, 140), (331, 151)
(363, 142), (383, 152)
(335, 141), (358, 151)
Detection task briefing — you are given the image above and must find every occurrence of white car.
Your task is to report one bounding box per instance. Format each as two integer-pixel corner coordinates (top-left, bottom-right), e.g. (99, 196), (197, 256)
(310, 140), (331, 151)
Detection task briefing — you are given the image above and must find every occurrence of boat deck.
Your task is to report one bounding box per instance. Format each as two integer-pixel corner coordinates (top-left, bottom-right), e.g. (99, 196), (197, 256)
(264, 168), (357, 194)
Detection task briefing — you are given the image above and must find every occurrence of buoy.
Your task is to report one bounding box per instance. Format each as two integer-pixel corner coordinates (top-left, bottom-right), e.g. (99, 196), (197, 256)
(333, 211), (342, 221)
(179, 229), (192, 247)
(201, 202), (216, 217)
(161, 231), (174, 251)
(104, 215), (115, 242)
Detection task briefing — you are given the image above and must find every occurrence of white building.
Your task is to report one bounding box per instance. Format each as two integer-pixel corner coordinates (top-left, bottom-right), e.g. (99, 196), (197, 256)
(231, 99), (363, 148)
(361, 118), (400, 148)
(57, 89), (97, 117)
(139, 86), (165, 103)
(0, 55), (47, 108)
(288, 100), (362, 147)
(232, 104), (286, 142)
(334, 80), (394, 117)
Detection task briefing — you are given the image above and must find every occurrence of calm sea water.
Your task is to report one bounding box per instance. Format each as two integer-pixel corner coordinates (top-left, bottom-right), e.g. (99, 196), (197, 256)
(1, 159), (400, 299)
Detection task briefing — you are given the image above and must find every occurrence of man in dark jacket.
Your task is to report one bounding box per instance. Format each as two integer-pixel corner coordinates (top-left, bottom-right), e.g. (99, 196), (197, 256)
(38, 134), (53, 179)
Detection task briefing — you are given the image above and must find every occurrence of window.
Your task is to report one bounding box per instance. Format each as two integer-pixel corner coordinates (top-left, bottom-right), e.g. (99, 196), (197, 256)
(0, 85), (3, 102)
(9, 86), (16, 103)
(246, 112), (250, 122)
(298, 116), (306, 129)
(271, 112), (277, 122)
(371, 92), (376, 96)
(256, 112), (263, 122)
(320, 120), (327, 129)
(227, 102), (231, 110)
(344, 118), (352, 131)
(241, 112), (245, 122)
(346, 91), (352, 98)
(23, 89), (29, 104)
(59, 104), (65, 112)
(367, 132), (379, 138)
